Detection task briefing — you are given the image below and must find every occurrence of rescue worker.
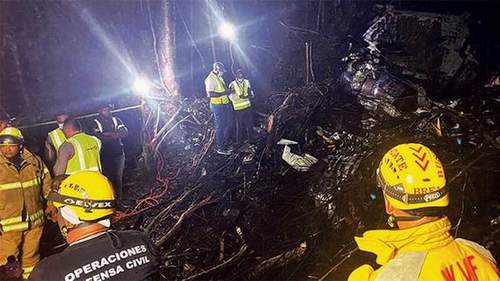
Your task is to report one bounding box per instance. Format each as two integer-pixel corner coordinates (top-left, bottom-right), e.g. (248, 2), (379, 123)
(91, 104), (128, 203)
(53, 118), (102, 176)
(348, 143), (499, 281)
(0, 110), (12, 132)
(0, 127), (54, 280)
(229, 69), (255, 144)
(44, 112), (69, 165)
(205, 62), (234, 155)
(28, 171), (159, 281)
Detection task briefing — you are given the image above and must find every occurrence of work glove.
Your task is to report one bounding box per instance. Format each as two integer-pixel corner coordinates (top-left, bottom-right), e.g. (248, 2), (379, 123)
(45, 202), (58, 223)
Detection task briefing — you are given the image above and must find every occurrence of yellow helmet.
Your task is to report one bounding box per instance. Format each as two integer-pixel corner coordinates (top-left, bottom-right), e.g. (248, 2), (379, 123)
(377, 143), (448, 210)
(48, 171), (115, 221)
(0, 127), (24, 146)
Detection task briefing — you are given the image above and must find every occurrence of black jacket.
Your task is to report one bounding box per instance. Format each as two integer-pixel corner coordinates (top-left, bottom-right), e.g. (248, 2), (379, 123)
(28, 230), (158, 281)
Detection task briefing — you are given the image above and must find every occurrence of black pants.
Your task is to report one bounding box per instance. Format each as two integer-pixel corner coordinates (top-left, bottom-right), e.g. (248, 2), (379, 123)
(235, 108), (253, 143)
(102, 153), (125, 201)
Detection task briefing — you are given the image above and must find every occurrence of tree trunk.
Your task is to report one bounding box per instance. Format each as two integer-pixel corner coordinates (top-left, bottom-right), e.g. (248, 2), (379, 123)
(159, 0), (179, 97)
(206, 0), (217, 63)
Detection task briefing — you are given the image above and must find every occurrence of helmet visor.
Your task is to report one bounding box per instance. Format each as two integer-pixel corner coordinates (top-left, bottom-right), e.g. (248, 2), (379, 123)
(0, 135), (22, 146)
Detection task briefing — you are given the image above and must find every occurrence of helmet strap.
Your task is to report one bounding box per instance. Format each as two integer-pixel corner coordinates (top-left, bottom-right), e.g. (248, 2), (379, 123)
(387, 214), (423, 228)
(66, 223), (107, 245)
(61, 225), (69, 238)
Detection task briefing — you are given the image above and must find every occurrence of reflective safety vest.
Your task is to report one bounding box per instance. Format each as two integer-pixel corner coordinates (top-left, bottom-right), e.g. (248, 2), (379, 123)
(48, 127), (67, 154)
(94, 117), (125, 133)
(0, 149), (51, 233)
(205, 72), (229, 105)
(348, 217), (499, 281)
(65, 133), (102, 175)
(229, 79), (252, 111)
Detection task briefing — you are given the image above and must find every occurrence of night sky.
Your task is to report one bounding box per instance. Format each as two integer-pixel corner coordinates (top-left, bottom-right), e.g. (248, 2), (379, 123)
(1, 1), (499, 122)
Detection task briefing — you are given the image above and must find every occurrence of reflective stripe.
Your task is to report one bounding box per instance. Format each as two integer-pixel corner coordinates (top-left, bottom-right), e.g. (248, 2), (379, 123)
(375, 252), (426, 281)
(0, 177), (41, 191)
(210, 95), (230, 105)
(117, 124), (126, 129)
(0, 215), (22, 225)
(29, 209), (45, 227)
(94, 119), (103, 133)
(70, 138), (86, 171)
(0, 209), (44, 232)
(112, 117), (118, 129)
(23, 265), (35, 279)
(30, 209), (44, 221)
(233, 99), (251, 111)
(48, 128), (66, 151)
(2, 221), (29, 232)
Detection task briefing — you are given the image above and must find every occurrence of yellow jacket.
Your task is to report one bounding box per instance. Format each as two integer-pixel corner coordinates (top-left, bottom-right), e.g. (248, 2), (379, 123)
(349, 217), (499, 281)
(0, 149), (51, 232)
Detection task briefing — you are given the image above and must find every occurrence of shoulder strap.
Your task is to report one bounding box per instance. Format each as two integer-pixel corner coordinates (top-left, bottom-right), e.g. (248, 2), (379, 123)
(94, 119), (103, 133)
(112, 117), (118, 130)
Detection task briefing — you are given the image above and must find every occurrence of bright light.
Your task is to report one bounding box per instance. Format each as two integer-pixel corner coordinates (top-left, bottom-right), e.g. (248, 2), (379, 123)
(133, 76), (151, 94)
(218, 22), (236, 41)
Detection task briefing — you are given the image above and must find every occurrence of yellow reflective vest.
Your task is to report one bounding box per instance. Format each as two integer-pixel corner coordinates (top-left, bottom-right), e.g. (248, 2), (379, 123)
(205, 72), (229, 105)
(348, 217), (499, 281)
(229, 79), (252, 111)
(65, 133), (102, 175)
(0, 149), (51, 233)
(48, 127), (67, 154)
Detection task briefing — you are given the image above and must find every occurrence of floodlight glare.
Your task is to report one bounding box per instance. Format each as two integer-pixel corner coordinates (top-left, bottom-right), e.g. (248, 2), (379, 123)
(133, 76), (151, 94)
(218, 22), (236, 41)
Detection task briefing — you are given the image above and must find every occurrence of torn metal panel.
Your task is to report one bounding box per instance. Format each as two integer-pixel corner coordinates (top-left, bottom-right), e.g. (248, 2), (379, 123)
(364, 8), (478, 88)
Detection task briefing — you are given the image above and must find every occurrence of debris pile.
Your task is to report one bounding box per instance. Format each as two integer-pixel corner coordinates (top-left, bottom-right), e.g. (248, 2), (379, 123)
(114, 75), (499, 280)
(110, 8), (499, 281)
(364, 6), (479, 90)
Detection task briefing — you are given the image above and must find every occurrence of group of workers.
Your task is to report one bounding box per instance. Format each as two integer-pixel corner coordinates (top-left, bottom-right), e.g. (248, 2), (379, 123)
(1, 92), (499, 280)
(45, 104), (128, 202)
(0, 106), (160, 281)
(205, 62), (255, 155)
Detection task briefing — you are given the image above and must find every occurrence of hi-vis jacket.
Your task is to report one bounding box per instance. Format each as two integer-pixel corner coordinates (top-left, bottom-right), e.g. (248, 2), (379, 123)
(205, 72), (230, 105)
(65, 133), (102, 175)
(348, 217), (499, 281)
(229, 79), (252, 111)
(0, 149), (51, 233)
(47, 127), (66, 154)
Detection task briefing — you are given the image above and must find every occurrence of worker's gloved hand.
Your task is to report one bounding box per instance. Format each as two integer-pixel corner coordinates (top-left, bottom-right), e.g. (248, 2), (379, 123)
(45, 202), (58, 222)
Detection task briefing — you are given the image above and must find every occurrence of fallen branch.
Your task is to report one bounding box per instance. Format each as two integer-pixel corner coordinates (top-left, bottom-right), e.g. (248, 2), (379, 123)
(181, 244), (249, 281)
(145, 185), (200, 234)
(318, 247), (359, 281)
(252, 241), (307, 277)
(155, 194), (218, 247)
